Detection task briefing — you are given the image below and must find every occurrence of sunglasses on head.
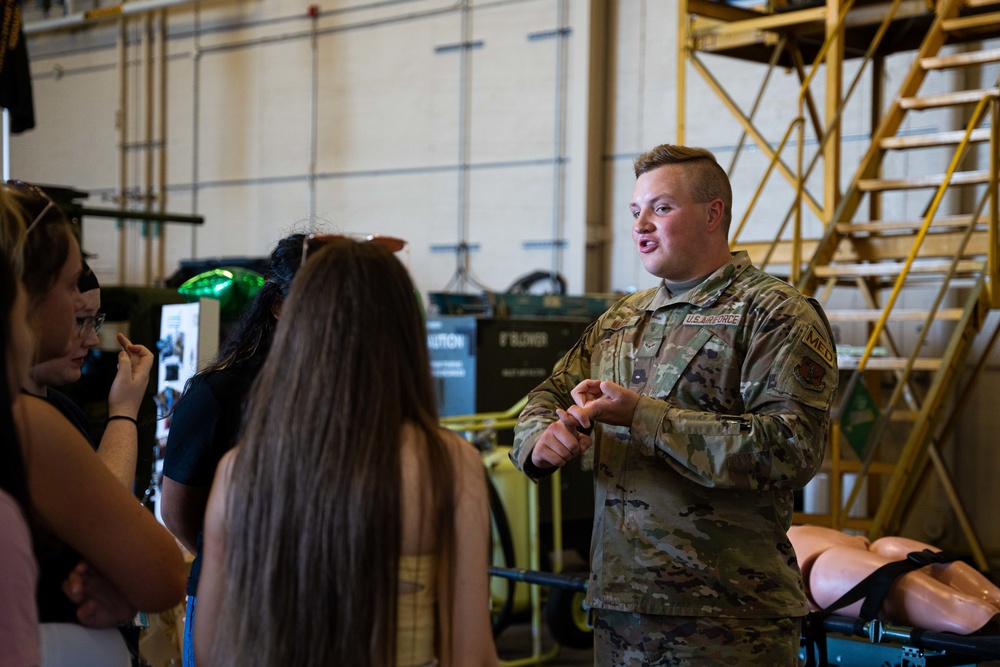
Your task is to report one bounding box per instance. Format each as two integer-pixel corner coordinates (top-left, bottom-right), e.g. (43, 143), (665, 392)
(4, 180), (61, 236)
(301, 233), (408, 265)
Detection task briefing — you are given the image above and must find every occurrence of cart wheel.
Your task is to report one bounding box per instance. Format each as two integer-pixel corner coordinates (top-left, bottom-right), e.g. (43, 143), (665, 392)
(544, 578), (593, 649)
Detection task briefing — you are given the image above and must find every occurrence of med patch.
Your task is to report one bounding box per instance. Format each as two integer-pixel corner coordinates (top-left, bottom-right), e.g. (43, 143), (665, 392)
(767, 320), (838, 410)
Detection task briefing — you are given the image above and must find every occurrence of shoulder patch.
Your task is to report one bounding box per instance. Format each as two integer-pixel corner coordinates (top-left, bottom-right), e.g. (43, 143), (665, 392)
(792, 355), (829, 392)
(802, 324), (836, 368)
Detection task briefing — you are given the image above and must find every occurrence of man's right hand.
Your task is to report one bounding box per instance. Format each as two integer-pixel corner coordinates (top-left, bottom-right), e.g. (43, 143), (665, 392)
(530, 409), (592, 469)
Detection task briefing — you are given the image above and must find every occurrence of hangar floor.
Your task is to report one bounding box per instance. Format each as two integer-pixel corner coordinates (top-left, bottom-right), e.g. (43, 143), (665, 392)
(496, 621), (593, 665)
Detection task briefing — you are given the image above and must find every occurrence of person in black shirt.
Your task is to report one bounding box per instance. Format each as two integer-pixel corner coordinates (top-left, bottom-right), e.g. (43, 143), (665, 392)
(161, 233), (305, 667)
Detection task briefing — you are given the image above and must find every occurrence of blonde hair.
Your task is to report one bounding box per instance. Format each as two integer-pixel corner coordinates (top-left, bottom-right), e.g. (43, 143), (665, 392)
(0, 188), (27, 281)
(633, 144), (733, 233)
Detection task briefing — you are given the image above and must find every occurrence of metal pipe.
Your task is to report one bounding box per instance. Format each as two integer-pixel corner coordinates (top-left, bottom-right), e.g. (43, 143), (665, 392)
(25, 0), (200, 36)
(80, 206), (203, 225)
(189, 0), (200, 259)
(157, 9), (167, 283)
(117, 14), (128, 284)
(676, 0), (686, 145)
(308, 7), (318, 222)
(144, 12), (154, 285)
(455, 0), (471, 290)
(549, 0), (567, 282)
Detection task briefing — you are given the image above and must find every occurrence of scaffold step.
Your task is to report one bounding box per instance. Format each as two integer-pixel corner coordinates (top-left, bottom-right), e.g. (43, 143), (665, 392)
(899, 87), (1000, 110)
(920, 47), (1000, 70)
(837, 356), (943, 371)
(879, 128), (991, 149)
(835, 215), (985, 234)
(824, 308), (964, 321)
(857, 170), (990, 191)
(814, 259), (984, 277)
(942, 11), (1000, 34)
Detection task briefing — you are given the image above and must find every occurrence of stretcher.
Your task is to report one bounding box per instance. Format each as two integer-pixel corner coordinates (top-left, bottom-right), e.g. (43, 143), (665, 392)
(804, 615), (1000, 666)
(491, 567), (1000, 667)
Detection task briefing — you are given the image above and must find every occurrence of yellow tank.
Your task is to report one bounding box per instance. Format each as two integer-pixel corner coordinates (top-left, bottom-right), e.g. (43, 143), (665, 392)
(481, 446), (531, 612)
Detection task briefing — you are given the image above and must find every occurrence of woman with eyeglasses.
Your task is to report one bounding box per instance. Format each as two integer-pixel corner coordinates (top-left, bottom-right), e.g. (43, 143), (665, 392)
(193, 238), (497, 667)
(23, 261), (155, 488)
(2, 183), (185, 666)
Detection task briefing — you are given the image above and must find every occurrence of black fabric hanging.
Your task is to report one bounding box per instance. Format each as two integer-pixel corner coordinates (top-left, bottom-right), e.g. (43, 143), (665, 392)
(0, 0), (35, 133)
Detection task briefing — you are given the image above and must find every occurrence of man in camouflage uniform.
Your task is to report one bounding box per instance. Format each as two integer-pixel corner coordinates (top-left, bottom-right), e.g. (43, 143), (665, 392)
(511, 144), (837, 665)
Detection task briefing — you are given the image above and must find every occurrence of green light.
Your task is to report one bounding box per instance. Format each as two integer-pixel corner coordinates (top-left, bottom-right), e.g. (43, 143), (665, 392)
(177, 267), (264, 321)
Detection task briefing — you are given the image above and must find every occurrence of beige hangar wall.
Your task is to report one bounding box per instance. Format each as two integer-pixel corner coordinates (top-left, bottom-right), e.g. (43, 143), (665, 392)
(12, 0), (602, 298)
(13, 0), (1000, 559)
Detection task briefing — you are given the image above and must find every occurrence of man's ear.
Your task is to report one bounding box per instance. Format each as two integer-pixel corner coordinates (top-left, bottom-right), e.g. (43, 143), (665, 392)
(706, 199), (725, 233)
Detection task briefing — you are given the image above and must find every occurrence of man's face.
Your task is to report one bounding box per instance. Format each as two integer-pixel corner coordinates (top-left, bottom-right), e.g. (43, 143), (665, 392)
(32, 237), (85, 363)
(629, 164), (719, 282)
(31, 288), (101, 388)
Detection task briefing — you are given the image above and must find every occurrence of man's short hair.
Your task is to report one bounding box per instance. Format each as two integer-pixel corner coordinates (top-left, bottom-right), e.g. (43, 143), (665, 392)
(633, 144), (733, 233)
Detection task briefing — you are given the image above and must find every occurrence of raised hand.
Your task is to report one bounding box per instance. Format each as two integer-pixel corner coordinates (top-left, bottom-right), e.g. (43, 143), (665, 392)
(108, 333), (154, 418)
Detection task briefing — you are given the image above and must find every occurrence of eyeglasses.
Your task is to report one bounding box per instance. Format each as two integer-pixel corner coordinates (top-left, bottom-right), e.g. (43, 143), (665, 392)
(4, 180), (60, 235)
(76, 313), (106, 337)
(301, 233), (408, 265)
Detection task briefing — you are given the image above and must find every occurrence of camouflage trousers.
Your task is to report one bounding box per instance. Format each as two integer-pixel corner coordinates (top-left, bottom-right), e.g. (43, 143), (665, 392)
(592, 609), (802, 666)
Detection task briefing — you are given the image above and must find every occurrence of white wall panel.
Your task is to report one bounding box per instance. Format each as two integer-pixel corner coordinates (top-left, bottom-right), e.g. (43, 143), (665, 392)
(316, 12), (461, 173)
(467, 1), (557, 163)
(198, 48), (261, 182)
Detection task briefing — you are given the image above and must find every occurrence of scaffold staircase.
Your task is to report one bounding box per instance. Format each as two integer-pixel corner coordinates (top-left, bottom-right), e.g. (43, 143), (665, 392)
(800, 0), (1000, 562)
(800, 0), (1000, 565)
(680, 0), (1000, 566)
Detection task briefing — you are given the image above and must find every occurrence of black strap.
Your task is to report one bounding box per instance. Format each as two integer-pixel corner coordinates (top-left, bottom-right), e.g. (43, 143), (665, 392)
(802, 549), (962, 667)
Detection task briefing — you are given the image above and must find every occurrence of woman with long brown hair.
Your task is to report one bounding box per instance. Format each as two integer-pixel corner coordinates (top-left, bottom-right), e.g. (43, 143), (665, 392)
(2, 182), (185, 665)
(194, 238), (497, 666)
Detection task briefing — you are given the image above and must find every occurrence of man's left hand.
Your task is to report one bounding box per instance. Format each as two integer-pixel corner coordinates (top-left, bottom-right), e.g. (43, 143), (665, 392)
(568, 379), (640, 428)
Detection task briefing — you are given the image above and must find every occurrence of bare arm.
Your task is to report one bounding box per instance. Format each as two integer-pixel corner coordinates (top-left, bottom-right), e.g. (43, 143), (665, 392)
(160, 476), (210, 554)
(15, 395), (185, 612)
(193, 449), (236, 666)
(96, 334), (153, 487)
(442, 433), (498, 667)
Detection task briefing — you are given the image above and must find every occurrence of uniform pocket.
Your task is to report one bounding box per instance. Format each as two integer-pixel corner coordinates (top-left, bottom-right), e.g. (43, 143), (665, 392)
(593, 315), (644, 384)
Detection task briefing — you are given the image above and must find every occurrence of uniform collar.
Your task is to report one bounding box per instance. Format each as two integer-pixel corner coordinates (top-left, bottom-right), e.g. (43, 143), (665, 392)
(643, 251), (753, 311)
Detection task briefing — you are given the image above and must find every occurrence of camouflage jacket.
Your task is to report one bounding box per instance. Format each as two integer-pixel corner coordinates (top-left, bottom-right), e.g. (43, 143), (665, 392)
(511, 252), (837, 617)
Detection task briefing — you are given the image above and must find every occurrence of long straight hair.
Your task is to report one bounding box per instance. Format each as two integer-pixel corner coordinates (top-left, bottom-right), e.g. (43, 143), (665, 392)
(0, 233), (31, 515)
(215, 240), (456, 666)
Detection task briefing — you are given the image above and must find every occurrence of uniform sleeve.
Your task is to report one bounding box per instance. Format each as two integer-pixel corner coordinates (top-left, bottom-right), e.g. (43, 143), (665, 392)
(510, 322), (597, 480)
(630, 297), (837, 491)
(163, 377), (224, 487)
